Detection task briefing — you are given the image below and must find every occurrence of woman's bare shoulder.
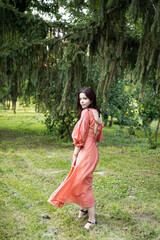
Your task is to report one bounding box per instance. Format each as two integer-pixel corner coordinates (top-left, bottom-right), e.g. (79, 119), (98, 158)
(91, 109), (102, 124)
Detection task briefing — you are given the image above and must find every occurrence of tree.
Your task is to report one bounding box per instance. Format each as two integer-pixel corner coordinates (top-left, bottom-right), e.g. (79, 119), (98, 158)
(0, 0), (159, 141)
(106, 77), (140, 133)
(138, 78), (160, 148)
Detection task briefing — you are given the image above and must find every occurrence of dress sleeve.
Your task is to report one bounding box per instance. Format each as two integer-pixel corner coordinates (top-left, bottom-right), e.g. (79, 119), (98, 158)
(72, 109), (90, 147)
(96, 124), (104, 142)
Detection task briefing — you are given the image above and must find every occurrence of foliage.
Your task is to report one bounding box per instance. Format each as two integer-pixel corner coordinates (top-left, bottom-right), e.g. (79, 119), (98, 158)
(0, 0), (160, 142)
(106, 77), (140, 134)
(138, 83), (160, 148)
(1, 0), (160, 105)
(43, 103), (78, 139)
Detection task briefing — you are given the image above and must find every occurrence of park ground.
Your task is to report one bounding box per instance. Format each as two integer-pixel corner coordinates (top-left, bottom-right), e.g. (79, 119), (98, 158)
(0, 105), (160, 240)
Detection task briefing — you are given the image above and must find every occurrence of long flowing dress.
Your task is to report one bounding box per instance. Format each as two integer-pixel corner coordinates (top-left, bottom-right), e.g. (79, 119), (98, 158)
(47, 108), (104, 208)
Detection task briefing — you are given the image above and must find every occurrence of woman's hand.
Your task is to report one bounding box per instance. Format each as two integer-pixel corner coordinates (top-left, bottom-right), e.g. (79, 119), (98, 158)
(72, 153), (78, 167)
(72, 146), (80, 167)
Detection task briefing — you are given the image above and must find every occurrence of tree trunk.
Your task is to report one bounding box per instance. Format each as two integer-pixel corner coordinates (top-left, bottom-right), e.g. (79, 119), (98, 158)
(155, 119), (160, 143)
(11, 72), (18, 114)
(35, 103), (37, 112)
(7, 100), (10, 110)
(109, 116), (113, 127)
(67, 125), (71, 138)
(12, 100), (16, 114)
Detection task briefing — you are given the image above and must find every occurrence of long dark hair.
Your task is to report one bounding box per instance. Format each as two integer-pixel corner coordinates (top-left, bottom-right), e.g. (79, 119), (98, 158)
(77, 87), (101, 118)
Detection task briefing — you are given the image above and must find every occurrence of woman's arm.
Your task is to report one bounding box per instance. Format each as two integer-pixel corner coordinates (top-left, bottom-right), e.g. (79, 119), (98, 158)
(72, 146), (81, 166)
(73, 146), (81, 158)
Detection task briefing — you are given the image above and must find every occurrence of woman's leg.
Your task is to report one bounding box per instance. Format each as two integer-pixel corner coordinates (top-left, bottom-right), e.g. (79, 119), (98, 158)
(83, 206), (96, 230)
(77, 207), (88, 219)
(88, 206), (95, 222)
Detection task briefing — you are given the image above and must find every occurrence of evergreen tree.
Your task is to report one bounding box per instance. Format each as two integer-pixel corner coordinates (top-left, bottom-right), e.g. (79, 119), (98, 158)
(0, 0), (159, 140)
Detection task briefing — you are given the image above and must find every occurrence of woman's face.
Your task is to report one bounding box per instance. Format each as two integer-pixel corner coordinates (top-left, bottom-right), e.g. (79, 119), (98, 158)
(79, 93), (92, 109)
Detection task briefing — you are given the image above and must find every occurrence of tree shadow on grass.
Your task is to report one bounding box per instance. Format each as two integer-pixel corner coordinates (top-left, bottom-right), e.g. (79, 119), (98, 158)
(0, 128), (73, 151)
(0, 126), (150, 151)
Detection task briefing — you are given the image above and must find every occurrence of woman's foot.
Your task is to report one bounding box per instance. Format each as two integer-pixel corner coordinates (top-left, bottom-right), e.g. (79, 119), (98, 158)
(83, 220), (97, 230)
(75, 209), (88, 220)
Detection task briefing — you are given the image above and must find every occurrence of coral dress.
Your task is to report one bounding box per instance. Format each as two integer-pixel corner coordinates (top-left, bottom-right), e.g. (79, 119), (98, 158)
(48, 108), (104, 208)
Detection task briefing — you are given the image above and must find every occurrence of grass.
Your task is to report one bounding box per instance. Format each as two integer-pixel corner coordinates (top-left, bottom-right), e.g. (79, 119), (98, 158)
(0, 106), (160, 240)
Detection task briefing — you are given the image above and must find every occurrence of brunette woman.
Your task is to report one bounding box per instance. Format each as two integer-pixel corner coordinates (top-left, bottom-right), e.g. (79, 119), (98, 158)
(48, 87), (104, 230)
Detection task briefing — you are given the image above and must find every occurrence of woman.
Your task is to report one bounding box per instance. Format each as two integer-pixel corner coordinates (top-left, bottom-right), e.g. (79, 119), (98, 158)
(48, 87), (104, 230)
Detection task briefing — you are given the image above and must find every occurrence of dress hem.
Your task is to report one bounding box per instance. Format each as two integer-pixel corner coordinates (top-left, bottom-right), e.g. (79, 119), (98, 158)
(47, 199), (95, 208)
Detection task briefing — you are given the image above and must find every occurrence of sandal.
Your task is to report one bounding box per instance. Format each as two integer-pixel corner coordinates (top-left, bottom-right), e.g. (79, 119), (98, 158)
(75, 209), (88, 221)
(83, 220), (97, 230)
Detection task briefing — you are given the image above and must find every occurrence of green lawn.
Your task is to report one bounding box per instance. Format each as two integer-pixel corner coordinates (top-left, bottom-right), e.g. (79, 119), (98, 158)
(0, 107), (160, 240)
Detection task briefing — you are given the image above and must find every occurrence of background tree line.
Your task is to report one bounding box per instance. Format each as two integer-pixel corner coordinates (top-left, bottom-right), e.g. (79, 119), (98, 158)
(0, 0), (159, 148)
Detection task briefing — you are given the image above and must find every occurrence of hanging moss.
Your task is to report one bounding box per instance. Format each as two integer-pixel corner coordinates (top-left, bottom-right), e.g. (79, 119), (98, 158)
(0, 0), (160, 116)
